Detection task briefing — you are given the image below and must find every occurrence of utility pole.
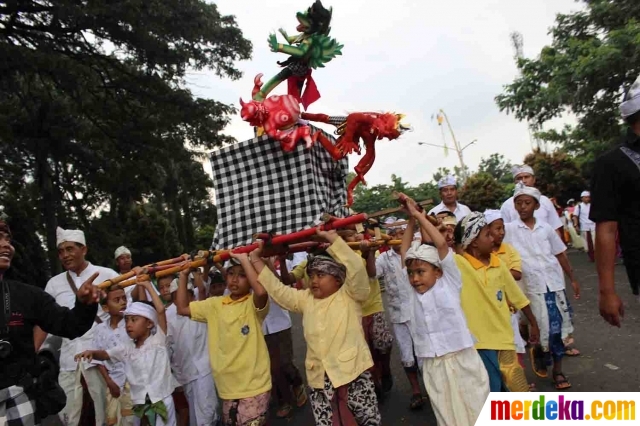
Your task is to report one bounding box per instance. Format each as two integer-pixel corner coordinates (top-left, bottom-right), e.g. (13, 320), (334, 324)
(435, 109), (470, 181)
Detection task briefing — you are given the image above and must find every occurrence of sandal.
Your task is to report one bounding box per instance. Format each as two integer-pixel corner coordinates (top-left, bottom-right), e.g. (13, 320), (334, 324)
(529, 345), (548, 378)
(564, 347), (581, 357)
(276, 403), (292, 418)
(553, 372), (572, 390)
(293, 384), (308, 408)
(409, 393), (424, 410)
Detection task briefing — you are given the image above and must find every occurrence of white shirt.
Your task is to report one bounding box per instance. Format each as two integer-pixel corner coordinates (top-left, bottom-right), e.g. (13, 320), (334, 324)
(427, 201), (472, 222)
(44, 263), (119, 371)
(575, 202), (595, 232)
(501, 194), (563, 230)
(92, 319), (130, 389)
(375, 249), (413, 323)
(408, 251), (475, 358)
(107, 329), (175, 404)
(262, 264), (293, 335)
(166, 304), (211, 386)
(504, 220), (567, 294)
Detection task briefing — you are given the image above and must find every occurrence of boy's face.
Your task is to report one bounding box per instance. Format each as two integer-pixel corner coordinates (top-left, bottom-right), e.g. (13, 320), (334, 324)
(392, 229), (405, 252)
(514, 195), (539, 220)
(102, 288), (127, 317)
(157, 278), (173, 302)
(309, 271), (341, 299)
(471, 226), (495, 256)
(406, 259), (442, 294)
(439, 225), (455, 248)
(125, 315), (153, 340)
(209, 281), (226, 298)
(226, 265), (251, 299)
(488, 219), (505, 247)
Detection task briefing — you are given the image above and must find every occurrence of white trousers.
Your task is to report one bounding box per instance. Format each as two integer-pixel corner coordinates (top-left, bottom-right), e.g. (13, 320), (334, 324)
(392, 322), (415, 367)
(422, 347), (489, 426)
(58, 364), (107, 426)
(527, 290), (574, 352)
(157, 395), (177, 426)
(183, 374), (219, 426)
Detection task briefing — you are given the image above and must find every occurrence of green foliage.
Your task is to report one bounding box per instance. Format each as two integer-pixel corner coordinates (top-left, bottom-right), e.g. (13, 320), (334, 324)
(523, 150), (587, 205)
(459, 173), (509, 211)
(432, 166), (469, 184)
(495, 0), (640, 174)
(478, 154), (514, 185)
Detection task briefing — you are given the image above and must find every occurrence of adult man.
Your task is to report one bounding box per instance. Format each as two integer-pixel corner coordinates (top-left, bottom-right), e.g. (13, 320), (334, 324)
(114, 246), (132, 275)
(500, 165), (564, 239)
(36, 227), (119, 425)
(591, 74), (640, 327)
(427, 175), (471, 222)
(0, 220), (101, 425)
(572, 191), (595, 262)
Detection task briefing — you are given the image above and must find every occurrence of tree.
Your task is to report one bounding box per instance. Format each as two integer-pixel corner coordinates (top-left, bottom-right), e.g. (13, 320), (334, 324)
(495, 0), (640, 176)
(432, 165), (469, 184)
(478, 153), (513, 185)
(459, 172), (509, 211)
(523, 150), (587, 205)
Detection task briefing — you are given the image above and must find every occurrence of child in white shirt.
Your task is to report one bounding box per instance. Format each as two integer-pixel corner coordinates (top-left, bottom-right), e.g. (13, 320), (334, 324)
(76, 280), (176, 426)
(400, 196), (489, 426)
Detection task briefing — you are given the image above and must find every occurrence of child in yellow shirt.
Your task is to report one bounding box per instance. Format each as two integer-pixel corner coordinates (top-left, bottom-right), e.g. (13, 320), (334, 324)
(247, 229), (382, 426)
(174, 257), (271, 426)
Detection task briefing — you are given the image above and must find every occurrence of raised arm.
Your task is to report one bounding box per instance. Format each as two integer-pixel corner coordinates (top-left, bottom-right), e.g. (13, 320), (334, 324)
(192, 269), (208, 301)
(407, 199), (448, 260)
(176, 266), (191, 317)
(252, 244), (306, 313)
(231, 252), (268, 310)
(139, 280), (167, 334)
(322, 230), (370, 302)
(401, 217), (416, 265)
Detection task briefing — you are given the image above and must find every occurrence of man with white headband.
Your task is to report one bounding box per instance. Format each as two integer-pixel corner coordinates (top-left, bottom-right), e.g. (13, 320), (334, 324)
(36, 226), (119, 426)
(500, 165), (564, 240)
(428, 175), (471, 222)
(114, 246), (133, 275)
(591, 73), (640, 327)
(572, 191), (595, 262)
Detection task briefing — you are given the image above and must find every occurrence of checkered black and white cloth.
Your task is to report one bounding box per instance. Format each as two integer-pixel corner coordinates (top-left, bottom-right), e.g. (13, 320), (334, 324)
(0, 386), (38, 426)
(210, 125), (350, 250)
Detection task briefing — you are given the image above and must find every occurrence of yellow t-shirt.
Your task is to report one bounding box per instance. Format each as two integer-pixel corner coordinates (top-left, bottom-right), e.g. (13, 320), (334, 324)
(495, 243), (522, 273)
(455, 252), (529, 351)
(291, 260), (310, 286)
(189, 294), (271, 400)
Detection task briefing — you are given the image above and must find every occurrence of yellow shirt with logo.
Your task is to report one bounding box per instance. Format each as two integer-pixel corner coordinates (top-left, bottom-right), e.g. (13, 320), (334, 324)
(189, 294), (271, 400)
(258, 237), (373, 389)
(495, 242), (522, 273)
(455, 252), (529, 351)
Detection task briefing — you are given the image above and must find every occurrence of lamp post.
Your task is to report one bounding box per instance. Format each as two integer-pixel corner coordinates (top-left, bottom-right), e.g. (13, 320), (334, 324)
(417, 139), (477, 180)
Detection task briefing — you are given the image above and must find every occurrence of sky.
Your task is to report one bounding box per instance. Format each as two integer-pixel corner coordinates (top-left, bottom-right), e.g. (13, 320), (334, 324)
(187, 0), (583, 187)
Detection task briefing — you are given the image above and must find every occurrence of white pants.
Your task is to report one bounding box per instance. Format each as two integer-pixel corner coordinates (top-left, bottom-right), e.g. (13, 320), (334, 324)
(183, 374), (219, 426)
(422, 347), (489, 426)
(392, 322), (415, 367)
(528, 290), (574, 352)
(58, 364), (107, 426)
(510, 312), (526, 354)
(157, 395), (177, 426)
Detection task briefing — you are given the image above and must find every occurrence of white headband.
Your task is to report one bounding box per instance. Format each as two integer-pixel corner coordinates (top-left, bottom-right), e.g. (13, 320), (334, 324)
(56, 226), (86, 247)
(620, 75), (640, 118)
(169, 278), (193, 293)
(484, 209), (503, 225)
(114, 246), (131, 260)
(405, 241), (440, 267)
(511, 164), (534, 178)
(514, 183), (541, 203)
(124, 302), (158, 326)
(580, 191), (590, 198)
(437, 174), (457, 189)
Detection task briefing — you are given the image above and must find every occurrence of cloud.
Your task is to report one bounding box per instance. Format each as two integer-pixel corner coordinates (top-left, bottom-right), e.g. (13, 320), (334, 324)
(188, 0), (582, 186)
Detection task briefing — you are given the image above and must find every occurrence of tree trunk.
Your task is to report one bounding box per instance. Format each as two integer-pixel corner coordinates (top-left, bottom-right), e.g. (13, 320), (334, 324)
(35, 145), (60, 275)
(181, 192), (194, 250)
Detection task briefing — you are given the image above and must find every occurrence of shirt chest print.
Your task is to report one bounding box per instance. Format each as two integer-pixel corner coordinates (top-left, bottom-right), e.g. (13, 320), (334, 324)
(241, 324), (250, 336)
(496, 290), (503, 302)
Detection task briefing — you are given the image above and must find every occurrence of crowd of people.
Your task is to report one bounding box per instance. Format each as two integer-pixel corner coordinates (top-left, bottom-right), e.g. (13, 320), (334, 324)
(1, 77), (639, 426)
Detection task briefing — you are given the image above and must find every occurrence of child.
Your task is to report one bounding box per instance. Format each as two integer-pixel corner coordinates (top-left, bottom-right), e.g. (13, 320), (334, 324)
(207, 271), (226, 298)
(92, 285), (137, 426)
(400, 197), (489, 426)
(76, 280), (177, 426)
(455, 211), (540, 392)
(504, 184), (581, 390)
(174, 257), (271, 426)
(249, 229), (382, 425)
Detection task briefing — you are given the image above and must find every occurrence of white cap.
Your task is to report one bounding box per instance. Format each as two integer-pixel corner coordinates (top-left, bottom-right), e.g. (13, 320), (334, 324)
(514, 182), (541, 203)
(511, 164), (535, 178)
(580, 191), (590, 198)
(114, 246), (131, 260)
(484, 209), (503, 225)
(620, 75), (640, 118)
(124, 302), (158, 327)
(56, 226), (86, 247)
(169, 278), (193, 293)
(405, 241), (440, 267)
(437, 175), (457, 189)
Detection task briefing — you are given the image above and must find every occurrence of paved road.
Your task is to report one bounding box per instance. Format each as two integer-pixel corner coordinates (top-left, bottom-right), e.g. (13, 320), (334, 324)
(44, 250), (639, 425)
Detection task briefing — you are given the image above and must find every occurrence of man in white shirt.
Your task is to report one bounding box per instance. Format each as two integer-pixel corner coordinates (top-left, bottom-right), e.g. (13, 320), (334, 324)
(427, 175), (472, 222)
(572, 191), (596, 262)
(35, 227), (119, 426)
(500, 165), (564, 240)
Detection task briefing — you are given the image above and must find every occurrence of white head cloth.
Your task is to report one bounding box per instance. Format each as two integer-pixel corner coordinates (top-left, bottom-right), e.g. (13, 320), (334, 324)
(114, 246), (131, 260)
(460, 212), (487, 249)
(124, 302), (158, 326)
(405, 241), (440, 268)
(620, 74), (640, 118)
(484, 209), (503, 225)
(169, 278), (193, 293)
(513, 182), (541, 203)
(384, 216), (407, 232)
(437, 174), (457, 189)
(580, 191), (590, 198)
(511, 164), (535, 178)
(56, 226), (86, 247)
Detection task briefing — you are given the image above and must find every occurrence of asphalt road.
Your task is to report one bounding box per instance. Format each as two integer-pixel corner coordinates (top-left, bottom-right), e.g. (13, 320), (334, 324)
(44, 250), (639, 425)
